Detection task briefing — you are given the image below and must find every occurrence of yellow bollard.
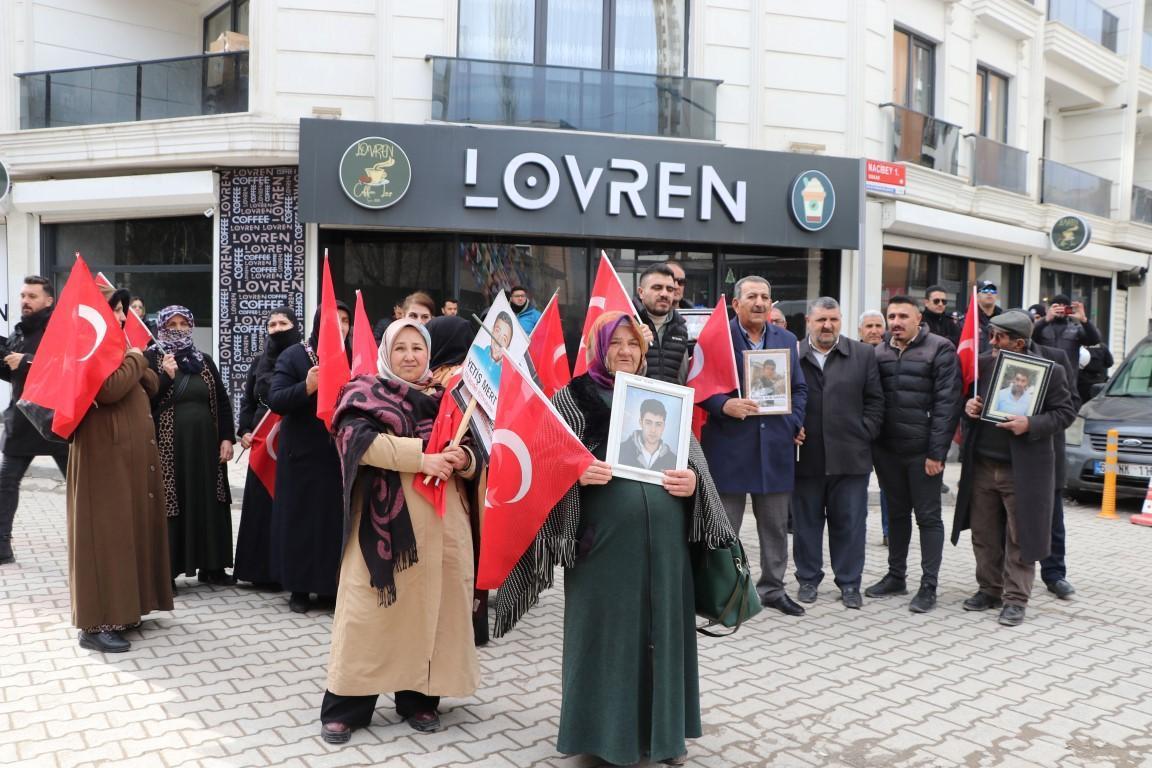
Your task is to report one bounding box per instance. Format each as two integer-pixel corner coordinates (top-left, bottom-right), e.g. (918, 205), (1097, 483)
(1099, 428), (1119, 519)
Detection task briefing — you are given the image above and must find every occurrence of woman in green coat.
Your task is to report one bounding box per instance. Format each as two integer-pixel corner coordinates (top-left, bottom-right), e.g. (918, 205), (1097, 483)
(494, 311), (735, 766)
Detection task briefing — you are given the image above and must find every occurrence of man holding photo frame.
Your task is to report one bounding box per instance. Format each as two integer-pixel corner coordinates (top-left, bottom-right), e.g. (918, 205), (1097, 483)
(951, 310), (1076, 627)
(700, 276), (808, 617)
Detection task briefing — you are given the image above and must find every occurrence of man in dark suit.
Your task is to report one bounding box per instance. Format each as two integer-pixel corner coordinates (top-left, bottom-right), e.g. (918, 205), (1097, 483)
(793, 298), (885, 609)
(952, 310), (1076, 626)
(700, 276), (808, 616)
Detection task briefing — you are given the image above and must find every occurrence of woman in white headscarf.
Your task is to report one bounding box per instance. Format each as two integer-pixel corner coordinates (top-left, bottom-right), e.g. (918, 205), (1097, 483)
(319, 320), (481, 743)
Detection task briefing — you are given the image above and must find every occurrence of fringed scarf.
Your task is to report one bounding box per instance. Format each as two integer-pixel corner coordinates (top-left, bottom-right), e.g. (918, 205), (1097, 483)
(331, 374), (441, 606)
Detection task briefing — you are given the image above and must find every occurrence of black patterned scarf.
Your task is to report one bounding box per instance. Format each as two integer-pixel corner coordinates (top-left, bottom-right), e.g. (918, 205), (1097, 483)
(332, 374), (441, 606)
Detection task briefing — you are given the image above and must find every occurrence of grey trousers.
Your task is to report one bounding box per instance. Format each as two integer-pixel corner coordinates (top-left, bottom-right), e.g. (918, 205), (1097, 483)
(720, 492), (790, 603)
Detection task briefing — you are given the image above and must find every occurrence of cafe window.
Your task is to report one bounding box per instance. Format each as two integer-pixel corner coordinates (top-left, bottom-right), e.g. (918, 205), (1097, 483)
(1039, 268), (1111, 340)
(43, 216), (214, 349)
(976, 65), (1009, 144)
(893, 27), (935, 115)
(203, 0), (250, 50)
(881, 248), (1022, 313)
(458, 0), (688, 75)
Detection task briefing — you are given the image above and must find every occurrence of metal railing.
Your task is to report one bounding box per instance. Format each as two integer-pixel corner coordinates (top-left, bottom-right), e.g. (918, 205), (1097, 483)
(1040, 158), (1113, 217)
(428, 55), (720, 141)
(18, 51), (249, 129)
(1133, 185), (1152, 225)
(1048, 0), (1120, 52)
(880, 103), (961, 176)
(968, 134), (1028, 195)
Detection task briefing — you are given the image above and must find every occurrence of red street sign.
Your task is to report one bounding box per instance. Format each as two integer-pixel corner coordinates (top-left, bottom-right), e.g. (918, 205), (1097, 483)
(865, 159), (906, 191)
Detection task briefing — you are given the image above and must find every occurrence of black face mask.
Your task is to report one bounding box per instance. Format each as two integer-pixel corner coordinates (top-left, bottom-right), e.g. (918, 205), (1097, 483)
(267, 326), (302, 355)
(510, 297), (527, 311)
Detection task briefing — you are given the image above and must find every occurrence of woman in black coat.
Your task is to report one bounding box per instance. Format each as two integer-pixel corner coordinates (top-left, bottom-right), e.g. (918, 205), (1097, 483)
(233, 306), (301, 588)
(267, 302), (351, 613)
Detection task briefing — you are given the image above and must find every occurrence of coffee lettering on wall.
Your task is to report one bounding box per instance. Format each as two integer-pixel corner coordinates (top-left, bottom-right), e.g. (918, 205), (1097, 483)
(218, 167), (306, 418)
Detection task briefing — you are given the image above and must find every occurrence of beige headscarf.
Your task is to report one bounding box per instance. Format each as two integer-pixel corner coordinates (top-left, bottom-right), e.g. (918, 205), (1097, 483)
(376, 319), (433, 386)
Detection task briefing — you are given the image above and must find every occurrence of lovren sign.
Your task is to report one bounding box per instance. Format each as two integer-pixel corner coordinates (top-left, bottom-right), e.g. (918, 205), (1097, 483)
(299, 119), (862, 250)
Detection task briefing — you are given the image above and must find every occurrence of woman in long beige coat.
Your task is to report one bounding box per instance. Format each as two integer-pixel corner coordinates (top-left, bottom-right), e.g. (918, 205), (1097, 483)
(320, 319), (479, 743)
(69, 290), (173, 653)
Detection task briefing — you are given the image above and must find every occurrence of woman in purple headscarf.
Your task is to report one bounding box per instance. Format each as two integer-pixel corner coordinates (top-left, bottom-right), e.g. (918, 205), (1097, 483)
(146, 305), (236, 587)
(492, 311), (735, 767)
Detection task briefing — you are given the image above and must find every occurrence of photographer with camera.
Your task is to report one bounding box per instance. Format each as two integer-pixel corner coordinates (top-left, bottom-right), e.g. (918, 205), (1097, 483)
(1031, 294), (1101, 367)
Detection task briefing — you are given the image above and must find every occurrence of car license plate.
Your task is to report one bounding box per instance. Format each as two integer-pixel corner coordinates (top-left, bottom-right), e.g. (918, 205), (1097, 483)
(1094, 461), (1152, 478)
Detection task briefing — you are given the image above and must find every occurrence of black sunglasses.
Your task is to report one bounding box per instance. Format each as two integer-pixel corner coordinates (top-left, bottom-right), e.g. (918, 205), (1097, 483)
(672, 277), (686, 286)
(928, 298), (947, 305)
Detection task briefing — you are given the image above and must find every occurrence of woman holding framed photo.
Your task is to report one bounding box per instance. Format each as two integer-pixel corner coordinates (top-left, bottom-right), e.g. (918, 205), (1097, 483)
(493, 311), (735, 767)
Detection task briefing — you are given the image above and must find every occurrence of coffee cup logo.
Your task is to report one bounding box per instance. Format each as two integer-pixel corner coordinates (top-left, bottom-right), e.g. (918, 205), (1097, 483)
(1050, 215), (1091, 253)
(789, 170), (835, 232)
(339, 137), (412, 209)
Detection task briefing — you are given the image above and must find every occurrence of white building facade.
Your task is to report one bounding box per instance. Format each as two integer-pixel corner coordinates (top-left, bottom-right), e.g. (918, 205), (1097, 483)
(1, 0), (1150, 410)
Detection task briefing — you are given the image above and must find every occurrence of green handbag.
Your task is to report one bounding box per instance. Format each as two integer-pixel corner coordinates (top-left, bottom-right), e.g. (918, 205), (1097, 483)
(691, 539), (762, 636)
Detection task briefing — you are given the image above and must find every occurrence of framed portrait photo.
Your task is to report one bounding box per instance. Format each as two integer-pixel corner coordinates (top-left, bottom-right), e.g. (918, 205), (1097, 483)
(744, 349), (792, 416)
(679, 309), (711, 341)
(605, 372), (693, 485)
(981, 350), (1053, 424)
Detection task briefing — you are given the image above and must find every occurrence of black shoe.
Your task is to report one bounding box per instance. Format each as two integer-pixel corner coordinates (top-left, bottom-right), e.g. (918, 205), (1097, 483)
(320, 722), (352, 744)
(762, 594), (805, 616)
(841, 587), (863, 609)
(998, 604), (1026, 626)
(78, 630), (131, 653)
(0, 537), (13, 565)
(864, 575), (908, 598)
(1045, 579), (1075, 599)
(407, 711), (441, 733)
(198, 569), (237, 586)
(962, 591), (1003, 612)
(796, 583), (818, 604)
(909, 585), (937, 613)
(289, 593), (310, 613)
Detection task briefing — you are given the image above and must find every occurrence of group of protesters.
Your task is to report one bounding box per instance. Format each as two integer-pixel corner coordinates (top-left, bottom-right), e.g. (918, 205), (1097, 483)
(0, 260), (1096, 765)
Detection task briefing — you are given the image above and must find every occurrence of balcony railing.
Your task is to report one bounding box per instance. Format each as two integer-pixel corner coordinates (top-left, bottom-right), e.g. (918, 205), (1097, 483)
(1040, 158), (1112, 217)
(18, 51), (249, 129)
(428, 55), (720, 141)
(1133, 186), (1152, 225)
(968, 134), (1028, 195)
(1048, 0), (1120, 52)
(880, 103), (960, 176)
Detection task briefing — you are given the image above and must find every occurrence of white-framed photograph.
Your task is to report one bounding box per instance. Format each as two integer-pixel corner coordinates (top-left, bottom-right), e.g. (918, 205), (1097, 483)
(744, 349), (791, 416)
(605, 372), (693, 485)
(679, 309), (711, 341)
(981, 350), (1054, 424)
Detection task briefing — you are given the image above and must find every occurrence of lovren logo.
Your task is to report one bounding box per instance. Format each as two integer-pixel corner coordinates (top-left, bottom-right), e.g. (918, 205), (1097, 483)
(339, 137), (412, 210)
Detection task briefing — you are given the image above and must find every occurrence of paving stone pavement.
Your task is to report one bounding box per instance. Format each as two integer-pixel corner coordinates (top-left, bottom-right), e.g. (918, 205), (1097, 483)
(3, 456), (1152, 767)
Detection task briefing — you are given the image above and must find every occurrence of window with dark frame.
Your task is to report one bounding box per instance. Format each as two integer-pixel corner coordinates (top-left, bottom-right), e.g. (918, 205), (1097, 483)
(203, 0), (250, 51)
(976, 65), (1009, 144)
(892, 27), (935, 115)
(457, 0), (688, 76)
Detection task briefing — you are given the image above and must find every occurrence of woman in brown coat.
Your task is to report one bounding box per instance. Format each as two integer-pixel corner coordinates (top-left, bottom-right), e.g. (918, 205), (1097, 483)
(68, 291), (173, 653)
(319, 320), (479, 743)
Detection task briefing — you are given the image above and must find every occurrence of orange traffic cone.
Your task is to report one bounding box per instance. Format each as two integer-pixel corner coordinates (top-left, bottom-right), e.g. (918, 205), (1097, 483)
(1132, 476), (1152, 527)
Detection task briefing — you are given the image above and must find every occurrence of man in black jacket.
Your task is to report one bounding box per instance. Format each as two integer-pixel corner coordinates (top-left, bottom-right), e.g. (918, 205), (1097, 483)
(960, 280), (1003, 353)
(793, 298), (885, 609)
(865, 296), (961, 613)
(632, 263), (690, 384)
(0, 276), (69, 564)
(1031, 293), (1102, 371)
(922, 285), (960, 346)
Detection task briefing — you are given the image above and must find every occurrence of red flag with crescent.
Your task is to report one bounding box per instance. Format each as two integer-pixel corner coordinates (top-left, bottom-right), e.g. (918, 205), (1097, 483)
(19, 255), (127, 439)
(957, 287), (979, 394)
(477, 357), (594, 589)
(527, 294), (570, 398)
(124, 306), (154, 350)
(411, 372), (466, 516)
(350, 289), (377, 377)
(685, 294), (739, 404)
(316, 254), (351, 430)
(573, 254), (636, 377)
(248, 411), (282, 497)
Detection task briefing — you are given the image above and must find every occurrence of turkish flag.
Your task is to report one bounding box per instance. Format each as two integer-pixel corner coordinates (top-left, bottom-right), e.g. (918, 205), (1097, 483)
(94, 271), (114, 291)
(411, 373), (466, 516)
(316, 254), (351, 430)
(124, 307), (153, 350)
(477, 357), (595, 589)
(350, 289), (377, 377)
(573, 253), (636, 376)
(248, 411), (282, 497)
(685, 295), (739, 403)
(957, 287), (979, 395)
(20, 256), (127, 439)
(527, 294), (570, 398)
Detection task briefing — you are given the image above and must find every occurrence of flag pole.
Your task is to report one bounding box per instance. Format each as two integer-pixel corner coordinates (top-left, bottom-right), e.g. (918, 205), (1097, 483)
(234, 409), (272, 463)
(527, 288), (560, 343)
(972, 285), (978, 393)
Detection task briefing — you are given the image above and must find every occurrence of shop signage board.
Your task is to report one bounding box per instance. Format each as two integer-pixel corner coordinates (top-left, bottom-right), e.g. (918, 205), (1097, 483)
(217, 167), (306, 416)
(864, 159), (906, 195)
(300, 119), (862, 250)
(1050, 214), (1091, 253)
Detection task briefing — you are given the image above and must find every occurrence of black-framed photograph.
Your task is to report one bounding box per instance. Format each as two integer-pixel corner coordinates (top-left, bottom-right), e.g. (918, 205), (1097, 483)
(981, 350), (1054, 423)
(605, 372), (693, 485)
(679, 309), (711, 341)
(744, 349), (792, 416)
